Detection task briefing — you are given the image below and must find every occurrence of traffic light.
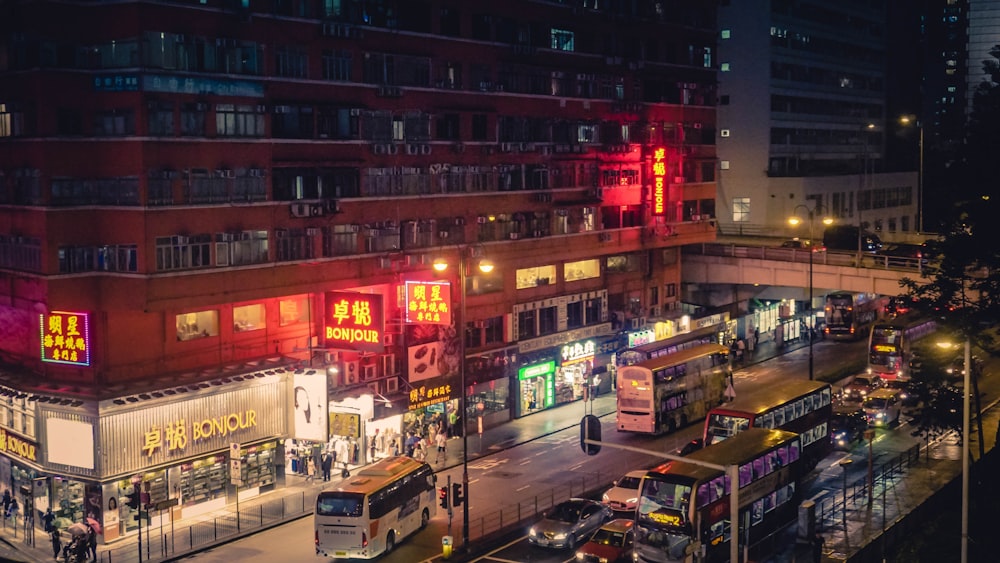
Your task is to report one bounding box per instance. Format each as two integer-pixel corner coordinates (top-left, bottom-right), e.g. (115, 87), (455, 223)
(438, 486), (449, 510)
(451, 483), (464, 507)
(126, 487), (141, 510)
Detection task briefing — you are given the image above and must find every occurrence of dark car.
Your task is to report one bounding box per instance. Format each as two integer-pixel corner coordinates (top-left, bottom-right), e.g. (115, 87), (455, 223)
(574, 518), (634, 563)
(823, 225), (882, 253)
(831, 405), (867, 450)
(883, 378), (923, 407)
(875, 243), (927, 268)
(528, 498), (614, 549)
(781, 239), (824, 252)
(843, 375), (883, 402)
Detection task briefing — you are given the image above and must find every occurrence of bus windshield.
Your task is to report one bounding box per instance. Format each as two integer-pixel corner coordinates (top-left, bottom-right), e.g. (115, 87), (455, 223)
(705, 412), (751, 445)
(637, 478), (692, 529)
(317, 492), (365, 517)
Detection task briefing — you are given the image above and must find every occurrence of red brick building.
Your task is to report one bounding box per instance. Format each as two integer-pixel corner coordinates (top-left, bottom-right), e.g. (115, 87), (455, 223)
(0, 0), (717, 539)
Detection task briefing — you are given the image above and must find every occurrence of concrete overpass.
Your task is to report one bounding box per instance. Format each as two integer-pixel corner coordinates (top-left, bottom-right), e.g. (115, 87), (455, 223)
(681, 242), (925, 308)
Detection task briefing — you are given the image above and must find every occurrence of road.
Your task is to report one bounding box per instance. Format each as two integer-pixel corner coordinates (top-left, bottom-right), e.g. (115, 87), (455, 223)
(177, 334), (997, 563)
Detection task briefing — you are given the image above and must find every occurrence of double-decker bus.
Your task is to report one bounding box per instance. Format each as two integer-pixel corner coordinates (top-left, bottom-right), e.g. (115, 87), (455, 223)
(702, 379), (832, 469)
(616, 343), (731, 435)
(634, 428), (803, 563)
(824, 292), (886, 341)
(867, 312), (938, 380)
(617, 324), (725, 366)
(315, 456), (436, 559)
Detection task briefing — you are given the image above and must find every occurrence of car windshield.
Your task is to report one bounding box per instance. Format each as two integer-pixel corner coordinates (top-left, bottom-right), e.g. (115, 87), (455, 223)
(852, 378), (874, 387)
(617, 476), (642, 489)
(549, 503), (582, 523)
(590, 528), (627, 547)
(864, 398), (889, 409)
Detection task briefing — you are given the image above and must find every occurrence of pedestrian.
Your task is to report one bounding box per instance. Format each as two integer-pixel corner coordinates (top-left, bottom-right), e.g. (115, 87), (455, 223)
(87, 522), (98, 562)
(321, 452), (333, 482)
(754, 327), (760, 348)
(306, 457), (316, 482)
(43, 506), (56, 532)
(6, 496), (18, 523)
(812, 532), (824, 563)
(2, 489), (10, 517)
(746, 332), (755, 358)
(448, 408), (458, 438)
(50, 529), (62, 559)
(405, 431), (419, 457)
(736, 338), (746, 363)
(369, 429), (378, 461)
(413, 442), (426, 462)
(435, 431), (447, 464)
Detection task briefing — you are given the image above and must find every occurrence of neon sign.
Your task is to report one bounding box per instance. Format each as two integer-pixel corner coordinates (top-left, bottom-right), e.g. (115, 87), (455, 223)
(324, 291), (385, 353)
(142, 410), (258, 457)
(404, 280), (452, 325)
(40, 311), (91, 366)
(652, 147), (667, 216)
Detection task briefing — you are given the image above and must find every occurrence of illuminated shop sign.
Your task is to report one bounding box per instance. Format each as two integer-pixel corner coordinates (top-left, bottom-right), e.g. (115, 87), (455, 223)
(518, 361), (556, 380)
(405, 281), (452, 325)
(0, 428), (38, 463)
(628, 329), (655, 348)
(652, 147), (667, 216)
(324, 291), (385, 353)
(40, 311), (91, 367)
(408, 382), (454, 410)
(142, 410), (258, 457)
(561, 340), (596, 364)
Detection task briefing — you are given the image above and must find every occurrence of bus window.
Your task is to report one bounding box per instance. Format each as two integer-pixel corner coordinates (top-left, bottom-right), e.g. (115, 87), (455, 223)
(317, 492), (365, 517)
(772, 408), (785, 427)
(739, 463), (752, 487)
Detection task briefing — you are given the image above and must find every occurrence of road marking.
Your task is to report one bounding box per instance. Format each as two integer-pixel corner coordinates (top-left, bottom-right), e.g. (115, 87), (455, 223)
(516, 484), (531, 492)
(468, 458), (509, 470)
(519, 459), (532, 465)
(569, 461), (586, 471)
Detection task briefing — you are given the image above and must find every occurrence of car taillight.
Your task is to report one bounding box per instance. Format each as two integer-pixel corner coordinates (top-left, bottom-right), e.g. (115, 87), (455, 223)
(315, 530), (319, 546)
(361, 531), (368, 548)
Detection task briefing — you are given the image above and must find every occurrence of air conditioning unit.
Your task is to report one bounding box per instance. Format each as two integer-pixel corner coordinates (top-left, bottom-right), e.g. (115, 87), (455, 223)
(508, 232), (520, 240)
(383, 334), (396, 347)
(373, 144), (388, 155)
(438, 231), (450, 239)
(306, 227), (320, 236)
(343, 360), (360, 384)
(518, 142), (532, 152)
(629, 317), (647, 329)
(406, 144), (420, 155)
(290, 202), (312, 217)
(452, 143), (465, 153)
(589, 188), (604, 200)
(387, 144), (400, 155)
(275, 228), (288, 238)
(598, 232), (612, 242)
(361, 364), (378, 381)
(539, 145), (553, 155)
(477, 216), (488, 224)
(499, 143), (513, 153)
(325, 199), (341, 214)
(324, 351), (341, 364)
(420, 144), (432, 155)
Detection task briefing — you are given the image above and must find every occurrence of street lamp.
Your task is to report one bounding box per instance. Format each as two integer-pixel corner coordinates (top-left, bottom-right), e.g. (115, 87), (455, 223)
(900, 116), (924, 233)
(432, 248), (494, 554)
(839, 458), (853, 530)
(788, 205), (833, 380)
(937, 338), (971, 563)
(857, 123), (876, 266)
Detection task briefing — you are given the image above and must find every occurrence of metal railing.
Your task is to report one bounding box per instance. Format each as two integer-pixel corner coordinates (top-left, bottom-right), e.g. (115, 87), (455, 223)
(814, 444), (922, 528)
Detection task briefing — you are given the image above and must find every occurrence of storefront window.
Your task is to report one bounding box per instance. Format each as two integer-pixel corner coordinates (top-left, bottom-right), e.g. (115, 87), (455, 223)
(538, 306), (558, 335)
(177, 455), (226, 507)
(239, 441), (277, 488)
(564, 258), (600, 282)
(175, 310), (219, 341)
(279, 295), (311, 326)
(233, 303), (266, 332)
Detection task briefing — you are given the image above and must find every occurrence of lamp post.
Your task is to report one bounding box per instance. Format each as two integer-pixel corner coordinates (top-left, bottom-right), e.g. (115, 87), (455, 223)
(900, 116), (924, 233)
(788, 205), (833, 380)
(937, 338), (970, 563)
(839, 458), (853, 530)
(433, 248), (494, 554)
(857, 123), (876, 266)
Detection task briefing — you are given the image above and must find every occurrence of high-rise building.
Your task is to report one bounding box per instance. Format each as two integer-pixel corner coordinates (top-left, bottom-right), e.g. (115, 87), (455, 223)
(0, 0), (716, 540)
(716, 0), (918, 239)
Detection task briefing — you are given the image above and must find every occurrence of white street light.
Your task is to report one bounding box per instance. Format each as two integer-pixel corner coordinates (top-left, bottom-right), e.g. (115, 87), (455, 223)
(937, 338), (970, 563)
(788, 205), (833, 380)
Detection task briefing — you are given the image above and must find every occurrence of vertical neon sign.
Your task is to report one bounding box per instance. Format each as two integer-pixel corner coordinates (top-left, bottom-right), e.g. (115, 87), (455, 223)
(652, 147), (666, 216)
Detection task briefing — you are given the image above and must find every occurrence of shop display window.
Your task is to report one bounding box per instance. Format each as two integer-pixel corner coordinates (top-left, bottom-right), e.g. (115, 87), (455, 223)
(175, 310), (219, 341)
(178, 454), (227, 506)
(233, 303), (266, 332)
(239, 442), (276, 489)
(52, 478), (84, 523)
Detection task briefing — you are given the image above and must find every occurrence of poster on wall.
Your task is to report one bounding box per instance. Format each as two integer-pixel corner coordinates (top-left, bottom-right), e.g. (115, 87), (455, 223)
(292, 372), (328, 442)
(407, 324), (461, 384)
(84, 484), (104, 535)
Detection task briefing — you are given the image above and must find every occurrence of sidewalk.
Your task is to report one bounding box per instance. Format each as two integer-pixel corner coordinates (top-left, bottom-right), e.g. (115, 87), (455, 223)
(0, 333), (928, 563)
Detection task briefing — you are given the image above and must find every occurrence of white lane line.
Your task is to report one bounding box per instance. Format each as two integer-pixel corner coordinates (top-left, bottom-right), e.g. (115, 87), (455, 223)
(516, 484), (531, 492)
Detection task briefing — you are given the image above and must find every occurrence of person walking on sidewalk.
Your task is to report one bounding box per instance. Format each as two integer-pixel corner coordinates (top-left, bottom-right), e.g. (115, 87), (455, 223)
(321, 452), (333, 482)
(746, 332), (755, 358)
(306, 457), (317, 482)
(50, 529), (62, 560)
(435, 431), (447, 464)
(86, 522), (98, 562)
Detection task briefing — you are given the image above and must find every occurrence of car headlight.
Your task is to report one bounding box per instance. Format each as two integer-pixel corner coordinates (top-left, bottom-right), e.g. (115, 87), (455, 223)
(576, 553), (586, 561)
(602, 493), (610, 502)
(876, 413), (885, 419)
(553, 532), (567, 540)
(529, 527), (537, 537)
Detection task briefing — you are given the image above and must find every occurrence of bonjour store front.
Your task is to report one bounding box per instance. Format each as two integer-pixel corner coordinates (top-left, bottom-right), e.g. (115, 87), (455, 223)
(4, 371), (290, 545)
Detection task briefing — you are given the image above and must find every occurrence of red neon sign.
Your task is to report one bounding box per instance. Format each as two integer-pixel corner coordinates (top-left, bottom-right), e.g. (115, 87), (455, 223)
(652, 147), (666, 216)
(324, 292), (385, 353)
(40, 311), (91, 366)
(404, 280), (452, 325)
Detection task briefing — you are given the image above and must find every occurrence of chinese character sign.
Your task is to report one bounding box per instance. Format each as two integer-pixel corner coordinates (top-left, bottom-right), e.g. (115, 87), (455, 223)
(404, 281), (452, 325)
(324, 291), (385, 353)
(652, 147), (667, 216)
(40, 311), (91, 366)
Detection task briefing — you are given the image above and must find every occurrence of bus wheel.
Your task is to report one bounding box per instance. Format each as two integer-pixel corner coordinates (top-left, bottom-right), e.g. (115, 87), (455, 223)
(420, 508), (430, 529)
(385, 531), (396, 554)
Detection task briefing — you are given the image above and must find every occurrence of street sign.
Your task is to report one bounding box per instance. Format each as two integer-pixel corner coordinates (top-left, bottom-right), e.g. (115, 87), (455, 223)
(230, 459), (242, 485)
(230, 442), (241, 457)
(154, 498), (179, 511)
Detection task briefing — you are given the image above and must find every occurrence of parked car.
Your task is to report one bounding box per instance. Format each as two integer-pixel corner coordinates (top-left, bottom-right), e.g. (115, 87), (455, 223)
(574, 518), (635, 563)
(823, 225), (883, 253)
(831, 405), (868, 450)
(602, 470), (645, 512)
(844, 375), (883, 402)
(863, 388), (903, 427)
(528, 498), (614, 549)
